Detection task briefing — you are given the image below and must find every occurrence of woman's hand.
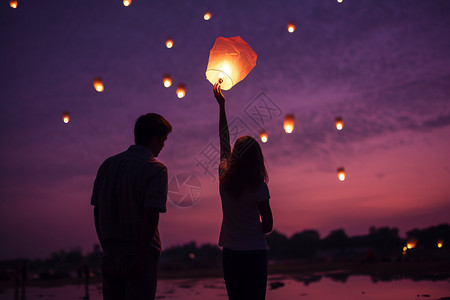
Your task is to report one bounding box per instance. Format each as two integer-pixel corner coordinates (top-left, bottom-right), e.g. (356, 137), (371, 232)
(213, 82), (225, 106)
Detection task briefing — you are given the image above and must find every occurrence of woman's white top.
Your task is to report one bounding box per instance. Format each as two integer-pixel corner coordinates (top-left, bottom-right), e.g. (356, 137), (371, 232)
(218, 179), (270, 251)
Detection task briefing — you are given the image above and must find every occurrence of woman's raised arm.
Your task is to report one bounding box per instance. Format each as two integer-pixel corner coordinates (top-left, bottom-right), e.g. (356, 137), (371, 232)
(214, 83), (231, 161)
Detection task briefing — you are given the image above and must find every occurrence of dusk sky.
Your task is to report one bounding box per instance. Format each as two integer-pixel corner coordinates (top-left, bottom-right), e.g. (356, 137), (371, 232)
(1, 0), (449, 260)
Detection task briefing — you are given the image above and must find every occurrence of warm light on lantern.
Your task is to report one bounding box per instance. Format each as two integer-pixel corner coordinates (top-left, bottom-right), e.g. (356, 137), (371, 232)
(93, 78), (104, 92)
(177, 84), (186, 98)
(437, 240), (443, 248)
(337, 167), (345, 181)
(406, 240), (416, 249)
(260, 131), (268, 143)
(62, 112), (70, 124)
(287, 23), (296, 33)
(163, 75), (172, 88)
(9, 1), (17, 8)
(284, 114), (295, 133)
(204, 12), (212, 20)
(335, 117), (344, 130)
(206, 36), (257, 91)
(166, 38), (173, 49)
(123, 0), (131, 6)
(337, 0), (343, 3)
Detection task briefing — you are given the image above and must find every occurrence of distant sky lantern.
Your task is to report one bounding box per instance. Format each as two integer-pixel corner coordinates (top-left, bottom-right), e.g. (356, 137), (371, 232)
(337, 0), (343, 3)
(163, 74), (172, 88)
(260, 131), (268, 143)
(337, 167), (345, 181)
(93, 78), (104, 92)
(62, 112), (70, 124)
(287, 23), (296, 33)
(283, 114), (295, 133)
(206, 36), (257, 91)
(9, 1), (18, 8)
(177, 84), (186, 98)
(437, 240), (443, 248)
(335, 117), (344, 130)
(123, 0), (131, 6)
(166, 38), (174, 49)
(204, 12), (212, 21)
(407, 238), (417, 249)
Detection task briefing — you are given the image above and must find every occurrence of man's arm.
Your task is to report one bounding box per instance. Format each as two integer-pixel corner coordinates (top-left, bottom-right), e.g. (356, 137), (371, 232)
(136, 207), (160, 260)
(94, 205), (102, 242)
(257, 200), (273, 234)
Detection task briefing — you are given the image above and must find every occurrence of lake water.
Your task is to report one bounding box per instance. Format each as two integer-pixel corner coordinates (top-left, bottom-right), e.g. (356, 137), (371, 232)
(1, 275), (449, 300)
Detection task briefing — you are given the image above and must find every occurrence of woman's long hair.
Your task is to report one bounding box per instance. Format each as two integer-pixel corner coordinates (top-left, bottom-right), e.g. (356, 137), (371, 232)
(220, 135), (268, 198)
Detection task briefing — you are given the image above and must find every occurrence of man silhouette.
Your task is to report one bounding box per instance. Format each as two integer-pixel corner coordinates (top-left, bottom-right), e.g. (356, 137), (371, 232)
(91, 113), (172, 300)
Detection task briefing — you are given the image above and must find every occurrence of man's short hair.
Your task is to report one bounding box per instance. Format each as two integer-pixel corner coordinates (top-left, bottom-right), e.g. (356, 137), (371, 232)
(134, 113), (172, 146)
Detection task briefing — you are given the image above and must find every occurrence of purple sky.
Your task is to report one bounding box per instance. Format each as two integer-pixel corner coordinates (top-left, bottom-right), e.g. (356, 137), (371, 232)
(1, 0), (449, 260)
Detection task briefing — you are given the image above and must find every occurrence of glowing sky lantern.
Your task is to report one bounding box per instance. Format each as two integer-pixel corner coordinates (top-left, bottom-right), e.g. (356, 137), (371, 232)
(93, 78), (104, 92)
(287, 23), (296, 33)
(337, 167), (345, 181)
(337, 0), (343, 3)
(406, 238), (417, 249)
(123, 0), (131, 6)
(163, 74), (172, 88)
(335, 117), (344, 130)
(283, 114), (295, 133)
(204, 12), (212, 21)
(177, 84), (186, 98)
(206, 36), (257, 91)
(166, 38), (174, 49)
(437, 240), (443, 248)
(9, 1), (18, 8)
(260, 131), (268, 143)
(62, 112), (70, 124)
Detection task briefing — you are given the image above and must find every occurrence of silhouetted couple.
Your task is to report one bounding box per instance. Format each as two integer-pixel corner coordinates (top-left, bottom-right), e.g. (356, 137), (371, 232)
(91, 84), (273, 300)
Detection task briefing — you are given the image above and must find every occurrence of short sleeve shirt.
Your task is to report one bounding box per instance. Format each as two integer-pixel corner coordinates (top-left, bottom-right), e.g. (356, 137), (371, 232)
(218, 162), (271, 250)
(91, 145), (168, 255)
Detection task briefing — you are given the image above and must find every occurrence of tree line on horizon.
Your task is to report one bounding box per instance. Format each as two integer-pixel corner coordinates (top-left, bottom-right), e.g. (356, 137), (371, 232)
(0, 224), (448, 281)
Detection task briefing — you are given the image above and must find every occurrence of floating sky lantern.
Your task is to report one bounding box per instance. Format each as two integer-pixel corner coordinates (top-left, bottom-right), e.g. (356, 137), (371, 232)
(283, 114), (295, 133)
(93, 78), (104, 92)
(177, 84), (186, 98)
(337, 0), (343, 3)
(260, 131), (268, 143)
(206, 36), (257, 91)
(204, 12), (212, 21)
(335, 117), (344, 130)
(62, 112), (70, 124)
(9, 1), (17, 8)
(337, 167), (345, 181)
(287, 23), (296, 33)
(437, 239), (443, 248)
(123, 0), (131, 6)
(163, 74), (172, 88)
(406, 239), (417, 249)
(166, 38), (174, 49)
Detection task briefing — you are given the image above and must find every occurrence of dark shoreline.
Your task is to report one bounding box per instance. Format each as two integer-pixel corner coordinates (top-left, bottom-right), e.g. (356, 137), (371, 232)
(1, 260), (449, 288)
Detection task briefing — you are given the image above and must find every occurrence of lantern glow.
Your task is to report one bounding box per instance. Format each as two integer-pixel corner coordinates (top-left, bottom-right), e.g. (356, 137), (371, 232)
(437, 240), (443, 248)
(260, 131), (268, 143)
(177, 84), (186, 98)
(62, 112), (70, 124)
(287, 23), (296, 33)
(204, 12), (211, 20)
(163, 75), (172, 88)
(166, 38), (173, 49)
(123, 0), (131, 6)
(337, 0), (343, 3)
(335, 117), (344, 130)
(284, 114), (295, 133)
(406, 239), (417, 249)
(93, 78), (104, 92)
(337, 167), (345, 181)
(9, 1), (18, 8)
(206, 36), (257, 91)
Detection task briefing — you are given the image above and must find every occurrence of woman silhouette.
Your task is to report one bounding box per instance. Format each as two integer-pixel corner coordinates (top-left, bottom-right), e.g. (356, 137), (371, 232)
(213, 83), (273, 300)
